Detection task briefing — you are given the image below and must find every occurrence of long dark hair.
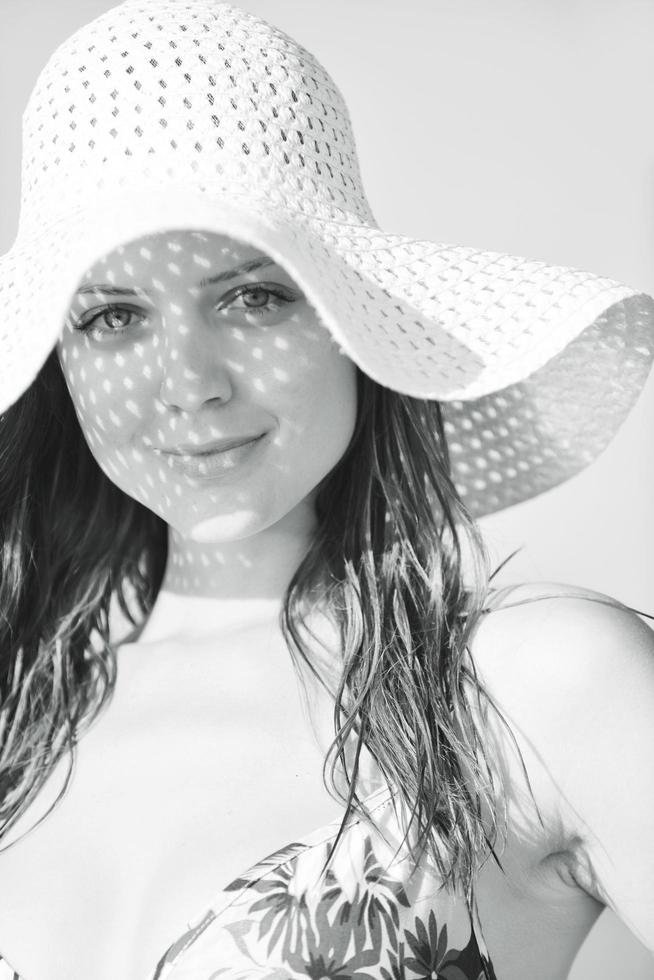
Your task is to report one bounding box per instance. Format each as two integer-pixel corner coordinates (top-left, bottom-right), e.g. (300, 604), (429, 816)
(0, 348), (559, 900)
(0, 352), (167, 843)
(283, 370), (506, 895)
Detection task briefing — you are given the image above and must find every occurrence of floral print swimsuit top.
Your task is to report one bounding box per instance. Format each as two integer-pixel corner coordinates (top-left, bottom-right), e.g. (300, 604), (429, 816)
(0, 789), (497, 980)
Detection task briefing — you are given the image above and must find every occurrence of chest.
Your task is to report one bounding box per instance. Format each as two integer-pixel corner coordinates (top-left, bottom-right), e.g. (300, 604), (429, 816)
(0, 626), (353, 980)
(0, 630), (599, 980)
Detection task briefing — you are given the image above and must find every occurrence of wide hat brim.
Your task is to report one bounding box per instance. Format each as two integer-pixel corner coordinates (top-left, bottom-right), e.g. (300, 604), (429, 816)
(0, 180), (652, 517)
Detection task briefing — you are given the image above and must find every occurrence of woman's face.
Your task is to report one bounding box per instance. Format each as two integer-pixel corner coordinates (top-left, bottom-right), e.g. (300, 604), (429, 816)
(57, 229), (358, 543)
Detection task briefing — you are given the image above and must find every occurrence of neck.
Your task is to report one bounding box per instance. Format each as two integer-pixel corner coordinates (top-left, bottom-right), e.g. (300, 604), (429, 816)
(134, 502), (318, 644)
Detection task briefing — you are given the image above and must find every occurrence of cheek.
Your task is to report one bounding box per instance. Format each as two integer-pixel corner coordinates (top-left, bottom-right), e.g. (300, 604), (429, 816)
(58, 346), (173, 517)
(266, 336), (358, 478)
(59, 340), (161, 462)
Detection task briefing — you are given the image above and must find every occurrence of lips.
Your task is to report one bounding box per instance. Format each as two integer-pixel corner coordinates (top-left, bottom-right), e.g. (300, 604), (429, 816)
(152, 433), (266, 480)
(158, 435), (263, 456)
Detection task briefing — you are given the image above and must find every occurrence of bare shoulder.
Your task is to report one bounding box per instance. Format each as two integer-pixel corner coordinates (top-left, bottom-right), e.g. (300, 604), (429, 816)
(469, 579), (654, 704)
(467, 579), (654, 756)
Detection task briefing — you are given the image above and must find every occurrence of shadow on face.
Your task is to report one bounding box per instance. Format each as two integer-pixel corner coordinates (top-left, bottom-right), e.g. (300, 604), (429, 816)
(56, 229), (359, 557)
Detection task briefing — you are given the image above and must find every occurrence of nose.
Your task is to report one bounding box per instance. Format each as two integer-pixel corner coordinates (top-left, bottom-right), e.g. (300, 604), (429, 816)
(157, 309), (233, 412)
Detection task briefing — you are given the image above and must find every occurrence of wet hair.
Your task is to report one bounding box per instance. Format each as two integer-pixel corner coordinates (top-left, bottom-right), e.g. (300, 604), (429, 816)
(0, 351), (166, 844)
(283, 369), (509, 894)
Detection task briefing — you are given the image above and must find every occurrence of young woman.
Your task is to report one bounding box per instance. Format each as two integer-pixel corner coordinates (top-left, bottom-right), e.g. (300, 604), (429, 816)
(0, 3), (652, 980)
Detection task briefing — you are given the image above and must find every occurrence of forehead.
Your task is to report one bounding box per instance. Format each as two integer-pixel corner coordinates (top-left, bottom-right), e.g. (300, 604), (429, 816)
(77, 229), (271, 287)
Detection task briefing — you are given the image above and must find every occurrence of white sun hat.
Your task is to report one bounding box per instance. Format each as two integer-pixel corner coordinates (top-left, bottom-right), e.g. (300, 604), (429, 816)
(1, 0), (652, 517)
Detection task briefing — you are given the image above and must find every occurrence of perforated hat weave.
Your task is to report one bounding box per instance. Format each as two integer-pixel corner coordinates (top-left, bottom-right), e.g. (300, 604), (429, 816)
(1, 0), (653, 516)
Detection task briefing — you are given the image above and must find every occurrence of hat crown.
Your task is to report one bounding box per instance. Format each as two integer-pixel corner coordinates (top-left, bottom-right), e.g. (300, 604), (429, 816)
(18, 0), (375, 233)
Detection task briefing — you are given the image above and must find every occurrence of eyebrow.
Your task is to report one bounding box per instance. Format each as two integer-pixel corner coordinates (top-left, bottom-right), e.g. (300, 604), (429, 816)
(75, 256), (276, 296)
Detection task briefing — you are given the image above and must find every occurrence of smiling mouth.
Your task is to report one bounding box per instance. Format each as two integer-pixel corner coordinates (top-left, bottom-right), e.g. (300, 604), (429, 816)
(156, 434), (263, 456)
(154, 434), (266, 479)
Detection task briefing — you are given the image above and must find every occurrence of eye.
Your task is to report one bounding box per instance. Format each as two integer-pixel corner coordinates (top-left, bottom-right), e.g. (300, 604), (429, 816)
(70, 304), (147, 342)
(214, 282), (301, 320)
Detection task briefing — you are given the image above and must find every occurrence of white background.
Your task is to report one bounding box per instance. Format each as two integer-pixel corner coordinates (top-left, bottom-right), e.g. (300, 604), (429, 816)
(1, 1), (653, 976)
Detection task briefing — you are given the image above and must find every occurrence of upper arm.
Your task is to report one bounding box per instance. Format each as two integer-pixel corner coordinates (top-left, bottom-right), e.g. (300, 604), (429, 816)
(472, 582), (654, 952)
